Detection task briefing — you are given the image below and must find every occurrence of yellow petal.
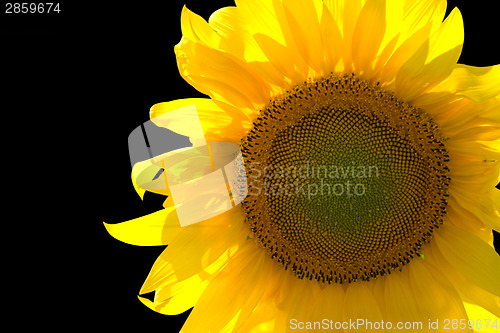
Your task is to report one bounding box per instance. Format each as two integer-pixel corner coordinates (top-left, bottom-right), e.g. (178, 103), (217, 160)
(384, 269), (426, 330)
(103, 207), (181, 246)
(281, 0), (323, 74)
(493, 190), (500, 221)
(131, 162), (149, 199)
(376, 0), (447, 85)
(252, 33), (306, 85)
(207, 6), (290, 93)
(237, 300), (276, 333)
(426, 7), (464, 63)
(140, 240), (227, 295)
(343, 282), (384, 333)
(181, 5), (221, 48)
(340, 0), (364, 72)
(150, 248), (228, 301)
(409, 258), (471, 332)
(234, 0), (285, 46)
(179, 73), (253, 111)
(435, 224), (500, 297)
(396, 7), (464, 101)
(448, 184), (500, 232)
(323, 0), (355, 36)
(482, 98), (500, 125)
(319, 2), (343, 74)
(379, 21), (432, 86)
(380, 0), (403, 50)
(445, 202), (495, 245)
(140, 207), (246, 293)
(351, 0), (386, 76)
(143, 253), (226, 316)
(463, 303), (500, 333)
(425, 239), (500, 319)
(139, 245), (233, 318)
(150, 98), (251, 143)
(229, 248), (278, 332)
(207, 6), (240, 52)
(253, 0), (311, 82)
(432, 64), (500, 102)
(175, 38), (271, 110)
(284, 280), (323, 331)
(369, 0), (403, 82)
(317, 284), (345, 327)
(138, 278), (207, 315)
(230, 0), (307, 85)
(181, 243), (271, 333)
(400, 0), (447, 41)
(237, 258), (293, 332)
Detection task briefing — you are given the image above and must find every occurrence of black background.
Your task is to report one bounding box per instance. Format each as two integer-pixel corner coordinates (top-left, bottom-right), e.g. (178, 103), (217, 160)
(2, 0), (498, 331)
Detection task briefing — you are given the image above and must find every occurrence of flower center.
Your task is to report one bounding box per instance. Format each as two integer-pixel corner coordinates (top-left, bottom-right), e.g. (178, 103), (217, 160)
(240, 74), (450, 284)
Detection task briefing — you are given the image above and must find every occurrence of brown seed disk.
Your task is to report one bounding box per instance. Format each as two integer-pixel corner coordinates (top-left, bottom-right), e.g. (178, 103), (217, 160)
(240, 74), (450, 284)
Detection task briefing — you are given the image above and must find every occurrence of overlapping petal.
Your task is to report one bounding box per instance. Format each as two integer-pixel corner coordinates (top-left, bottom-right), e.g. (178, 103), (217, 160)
(139, 207), (247, 294)
(103, 207), (181, 246)
(434, 224), (500, 297)
(425, 240), (500, 318)
(180, 242), (271, 332)
(432, 64), (500, 102)
(383, 269), (426, 330)
(149, 98), (251, 143)
(409, 259), (471, 331)
(396, 7), (464, 101)
(175, 38), (272, 111)
(343, 282), (384, 333)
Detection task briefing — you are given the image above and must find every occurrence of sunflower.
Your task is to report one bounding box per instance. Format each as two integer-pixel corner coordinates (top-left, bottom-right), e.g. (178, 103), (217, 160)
(104, 0), (500, 332)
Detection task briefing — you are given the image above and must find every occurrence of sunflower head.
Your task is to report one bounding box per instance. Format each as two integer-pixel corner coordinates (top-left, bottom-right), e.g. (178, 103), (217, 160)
(105, 0), (500, 331)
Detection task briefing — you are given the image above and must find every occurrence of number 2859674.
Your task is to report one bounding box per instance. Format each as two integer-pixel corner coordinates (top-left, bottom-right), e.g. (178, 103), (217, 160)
(5, 3), (61, 14)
